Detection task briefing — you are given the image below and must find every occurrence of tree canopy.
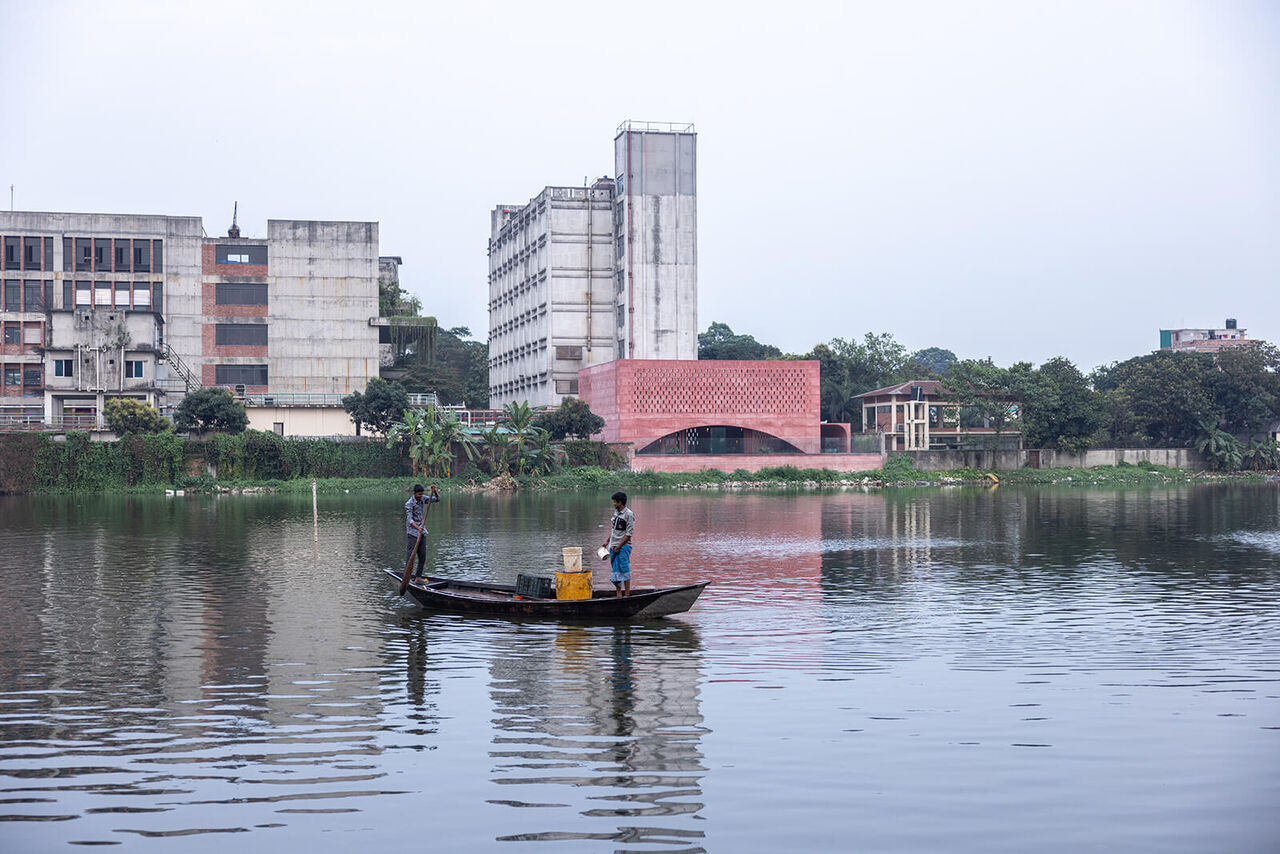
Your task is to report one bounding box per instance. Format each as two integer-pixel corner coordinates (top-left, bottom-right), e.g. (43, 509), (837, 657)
(342, 377), (410, 436)
(698, 322), (783, 361)
(104, 398), (171, 435)
(531, 397), (605, 440)
(174, 388), (248, 434)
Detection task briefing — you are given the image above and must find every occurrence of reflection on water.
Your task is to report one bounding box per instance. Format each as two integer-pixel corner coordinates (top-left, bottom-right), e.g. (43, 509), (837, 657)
(488, 623), (705, 850)
(1, 485), (1279, 852)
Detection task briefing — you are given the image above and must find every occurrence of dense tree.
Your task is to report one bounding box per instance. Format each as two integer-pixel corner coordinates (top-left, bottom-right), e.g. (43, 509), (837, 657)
(944, 359), (1033, 457)
(342, 377), (410, 436)
(908, 347), (958, 378)
(174, 388), (248, 434)
(399, 326), (489, 407)
(804, 333), (911, 422)
(1212, 342), (1280, 438)
(1020, 357), (1103, 452)
(698, 322), (783, 361)
(103, 398), (171, 435)
(531, 397), (605, 440)
(1092, 351), (1219, 447)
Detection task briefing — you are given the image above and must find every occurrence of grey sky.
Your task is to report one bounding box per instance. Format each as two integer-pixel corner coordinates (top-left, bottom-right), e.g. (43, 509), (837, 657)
(2, 0), (1276, 371)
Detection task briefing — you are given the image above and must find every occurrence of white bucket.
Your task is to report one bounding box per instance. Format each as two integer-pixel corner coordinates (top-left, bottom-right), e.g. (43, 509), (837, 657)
(561, 547), (583, 573)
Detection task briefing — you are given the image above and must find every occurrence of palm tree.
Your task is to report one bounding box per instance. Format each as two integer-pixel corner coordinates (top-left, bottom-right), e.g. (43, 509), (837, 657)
(502, 400), (536, 474)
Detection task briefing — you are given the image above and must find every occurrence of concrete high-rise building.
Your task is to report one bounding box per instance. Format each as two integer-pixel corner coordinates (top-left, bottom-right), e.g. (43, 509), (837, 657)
(488, 122), (697, 409)
(1, 210), (384, 429)
(613, 122), (698, 362)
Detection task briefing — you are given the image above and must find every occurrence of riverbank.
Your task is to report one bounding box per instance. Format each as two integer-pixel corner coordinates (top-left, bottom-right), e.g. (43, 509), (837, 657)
(1, 432), (1268, 495)
(153, 462), (1267, 497)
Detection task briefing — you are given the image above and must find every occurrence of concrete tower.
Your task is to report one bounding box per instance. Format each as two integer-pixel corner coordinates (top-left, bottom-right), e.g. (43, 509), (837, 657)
(613, 121), (698, 360)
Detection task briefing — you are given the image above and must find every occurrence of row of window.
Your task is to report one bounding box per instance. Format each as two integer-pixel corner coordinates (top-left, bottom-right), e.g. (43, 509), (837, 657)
(2, 237), (54, 271)
(3, 324), (43, 345)
(2, 281), (52, 312)
(67, 281), (160, 310)
(215, 364), (268, 386)
(47, 359), (146, 380)
(1, 236), (164, 273)
(1, 365), (42, 387)
(215, 244), (268, 265)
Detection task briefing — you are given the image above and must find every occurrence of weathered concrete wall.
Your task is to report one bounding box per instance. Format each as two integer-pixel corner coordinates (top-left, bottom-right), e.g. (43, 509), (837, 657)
(613, 128), (697, 361)
(630, 452), (882, 474)
(908, 448), (1209, 471)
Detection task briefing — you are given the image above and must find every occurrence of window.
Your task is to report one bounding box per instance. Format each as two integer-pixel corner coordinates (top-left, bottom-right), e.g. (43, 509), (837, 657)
(23, 368), (40, 386)
(215, 244), (267, 265)
(3, 237), (18, 270)
(63, 238), (73, 272)
(3, 366), (18, 385)
(76, 238), (92, 272)
(273, 422), (284, 436)
(23, 238), (41, 271)
(133, 283), (150, 307)
(23, 281), (41, 311)
(555, 346), (583, 361)
(94, 238), (110, 271)
(43, 238), (52, 272)
(555, 379), (579, 395)
(215, 282), (267, 305)
(125, 360), (144, 378)
(215, 364), (268, 386)
(23, 326), (41, 345)
(54, 359), (73, 377)
(114, 240), (130, 272)
(94, 283), (111, 306)
(152, 282), (162, 312)
(63, 281), (73, 309)
(3, 326), (18, 344)
(3, 281), (17, 311)
(152, 240), (163, 272)
(114, 284), (131, 308)
(215, 323), (268, 346)
(133, 240), (150, 272)
(75, 282), (91, 306)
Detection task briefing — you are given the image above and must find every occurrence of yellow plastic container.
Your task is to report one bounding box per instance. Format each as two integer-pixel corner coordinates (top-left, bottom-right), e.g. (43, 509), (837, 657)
(561, 547), (583, 573)
(555, 570), (593, 600)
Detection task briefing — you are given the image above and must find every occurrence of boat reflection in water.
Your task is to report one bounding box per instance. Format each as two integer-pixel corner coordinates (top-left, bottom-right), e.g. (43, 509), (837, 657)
(486, 621), (707, 851)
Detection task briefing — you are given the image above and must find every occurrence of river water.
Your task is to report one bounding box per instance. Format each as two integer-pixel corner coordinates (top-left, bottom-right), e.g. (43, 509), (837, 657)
(0, 485), (1278, 853)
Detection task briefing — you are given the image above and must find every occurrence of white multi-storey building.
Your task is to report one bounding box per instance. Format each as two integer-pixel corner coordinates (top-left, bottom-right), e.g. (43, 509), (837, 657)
(488, 122), (698, 408)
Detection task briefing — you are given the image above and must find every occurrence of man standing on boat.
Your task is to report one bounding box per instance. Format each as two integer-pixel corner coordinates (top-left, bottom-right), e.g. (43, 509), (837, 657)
(405, 483), (440, 582)
(603, 491), (634, 598)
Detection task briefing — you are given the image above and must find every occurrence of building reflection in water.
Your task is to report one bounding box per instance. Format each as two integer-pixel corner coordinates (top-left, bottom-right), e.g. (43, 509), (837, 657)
(486, 621), (707, 852)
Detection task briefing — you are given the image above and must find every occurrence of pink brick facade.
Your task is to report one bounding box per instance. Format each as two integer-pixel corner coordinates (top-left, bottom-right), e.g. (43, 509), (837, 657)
(579, 359), (882, 472)
(579, 359), (823, 452)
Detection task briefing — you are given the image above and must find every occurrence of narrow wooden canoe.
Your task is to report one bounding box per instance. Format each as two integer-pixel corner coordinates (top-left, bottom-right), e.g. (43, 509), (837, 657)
(382, 569), (708, 620)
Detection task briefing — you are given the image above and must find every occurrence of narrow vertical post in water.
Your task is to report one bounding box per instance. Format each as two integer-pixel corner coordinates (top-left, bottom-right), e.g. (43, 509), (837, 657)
(312, 479), (318, 543)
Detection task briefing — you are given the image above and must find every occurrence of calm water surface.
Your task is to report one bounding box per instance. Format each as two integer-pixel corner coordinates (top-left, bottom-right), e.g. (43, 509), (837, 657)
(1, 485), (1278, 853)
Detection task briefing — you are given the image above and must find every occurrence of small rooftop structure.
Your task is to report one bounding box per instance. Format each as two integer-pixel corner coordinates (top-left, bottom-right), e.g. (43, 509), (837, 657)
(1160, 319), (1250, 353)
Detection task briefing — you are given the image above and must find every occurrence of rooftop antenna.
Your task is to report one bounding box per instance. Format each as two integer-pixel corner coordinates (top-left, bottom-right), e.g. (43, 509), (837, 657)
(227, 201), (241, 238)
(8, 185), (12, 211)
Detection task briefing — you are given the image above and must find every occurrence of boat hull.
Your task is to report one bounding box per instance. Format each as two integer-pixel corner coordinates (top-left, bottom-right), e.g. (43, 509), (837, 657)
(383, 569), (707, 620)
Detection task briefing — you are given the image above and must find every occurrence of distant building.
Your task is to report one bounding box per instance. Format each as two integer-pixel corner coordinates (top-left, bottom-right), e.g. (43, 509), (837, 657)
(1, 211), (389, 432)
(488, 121), (698, 408)
(1160, 318), (1251, 354)
(854, 380), (1022, 452)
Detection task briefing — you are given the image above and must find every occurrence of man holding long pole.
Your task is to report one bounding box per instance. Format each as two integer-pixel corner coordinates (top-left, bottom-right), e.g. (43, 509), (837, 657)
(400, 484), (440, 593)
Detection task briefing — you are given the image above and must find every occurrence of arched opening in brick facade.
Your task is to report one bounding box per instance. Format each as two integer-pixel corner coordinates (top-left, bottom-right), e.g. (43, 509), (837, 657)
(636, 425), (804, 456)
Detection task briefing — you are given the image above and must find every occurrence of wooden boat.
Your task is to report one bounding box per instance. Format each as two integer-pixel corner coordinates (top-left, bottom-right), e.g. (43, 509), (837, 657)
(382, 569), (708, 620)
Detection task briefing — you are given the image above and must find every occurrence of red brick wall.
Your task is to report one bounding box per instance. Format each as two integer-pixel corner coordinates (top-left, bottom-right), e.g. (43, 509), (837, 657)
(201, 323), (268, 357)
(579, 359), (823, 453)
(201, 244), (268, 277)
(201, 282), (267, 317)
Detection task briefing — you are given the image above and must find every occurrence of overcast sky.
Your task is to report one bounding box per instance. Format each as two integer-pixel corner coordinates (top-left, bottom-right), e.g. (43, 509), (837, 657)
(2, 0), (1276, 371)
